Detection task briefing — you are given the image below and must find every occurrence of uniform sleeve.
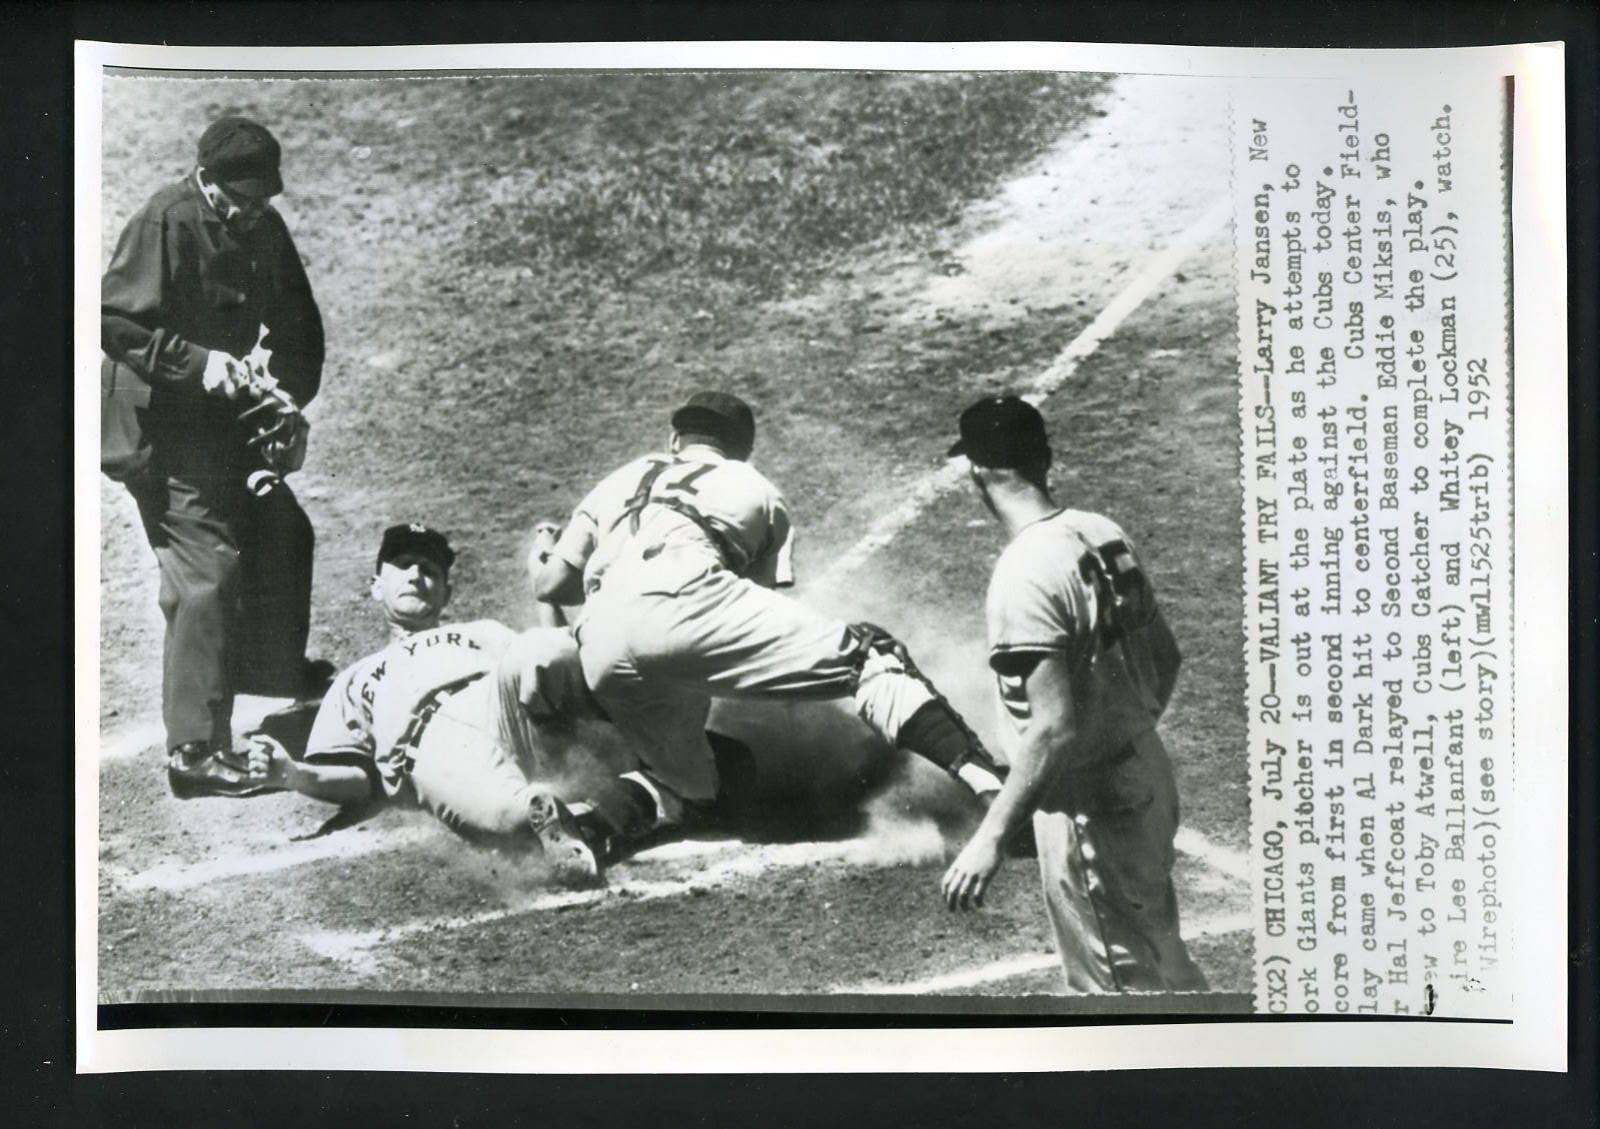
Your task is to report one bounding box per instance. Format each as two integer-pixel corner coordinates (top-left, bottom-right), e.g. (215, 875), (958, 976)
(986, 543), (1090, 671)
(553, 459), (644, 571)
(259, 212), (325, 406)
(100, 210), (211, 393)
(303, 663), (376, 765)
(552, 494), (601, 572)
(745, 491), (795, 588)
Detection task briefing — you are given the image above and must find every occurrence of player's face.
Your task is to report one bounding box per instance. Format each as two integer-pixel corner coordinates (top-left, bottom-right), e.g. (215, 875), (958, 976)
(371, 553), (451, 627)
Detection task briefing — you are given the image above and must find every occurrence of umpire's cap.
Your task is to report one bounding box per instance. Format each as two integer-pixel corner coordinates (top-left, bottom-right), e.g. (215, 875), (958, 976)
(947, 395), (1051, 468)
(376, 522), (456, 573)
(671, 391), (756, 456)
(197, 117), (283, 198)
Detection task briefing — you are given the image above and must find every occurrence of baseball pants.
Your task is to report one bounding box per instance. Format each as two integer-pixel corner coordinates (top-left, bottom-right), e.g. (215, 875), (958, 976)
(1034, 728), (1208, 992)
(575, 560), (933, 804)
(130, 465), (314, 751)
(407, 630), (604, 840)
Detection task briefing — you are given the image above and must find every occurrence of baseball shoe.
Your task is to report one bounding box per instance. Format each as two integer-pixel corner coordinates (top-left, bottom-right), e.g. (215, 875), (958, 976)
(166, 741), (278, 800)
(527, 793), (605, 888)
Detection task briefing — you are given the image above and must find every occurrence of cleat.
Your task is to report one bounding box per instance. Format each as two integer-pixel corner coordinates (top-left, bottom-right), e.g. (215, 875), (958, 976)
(528, 793), (605, 887)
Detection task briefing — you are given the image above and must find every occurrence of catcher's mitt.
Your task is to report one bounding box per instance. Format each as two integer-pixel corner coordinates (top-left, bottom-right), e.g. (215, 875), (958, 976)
(240, 392), (310, 475)
(236, 321), (309, 478)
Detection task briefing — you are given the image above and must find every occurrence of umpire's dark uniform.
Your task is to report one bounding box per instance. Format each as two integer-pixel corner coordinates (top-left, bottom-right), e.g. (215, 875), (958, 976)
(102, 118), (324, 786)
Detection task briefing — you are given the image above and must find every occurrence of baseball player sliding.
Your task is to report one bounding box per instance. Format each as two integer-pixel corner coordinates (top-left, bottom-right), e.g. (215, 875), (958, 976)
(940, 396), (1206, 992)
(246, 522), (605, 881)
(530, 390), (1010, 873)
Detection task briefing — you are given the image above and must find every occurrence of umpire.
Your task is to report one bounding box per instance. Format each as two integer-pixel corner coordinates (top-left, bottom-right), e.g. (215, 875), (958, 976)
(101, 116), (328, 797)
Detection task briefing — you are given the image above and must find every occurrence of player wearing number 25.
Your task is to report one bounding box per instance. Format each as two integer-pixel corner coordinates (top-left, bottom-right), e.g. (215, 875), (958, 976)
(941, 395), (1207, 992)
(101, 116), (326, 797)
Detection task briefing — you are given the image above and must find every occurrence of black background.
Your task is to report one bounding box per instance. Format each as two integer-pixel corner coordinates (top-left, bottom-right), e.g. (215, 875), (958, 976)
(3, 2), (1594, 1125)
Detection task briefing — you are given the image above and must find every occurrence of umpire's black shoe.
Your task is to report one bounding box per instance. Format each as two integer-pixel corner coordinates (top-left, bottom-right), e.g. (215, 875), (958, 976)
(167, 741), (269, 800)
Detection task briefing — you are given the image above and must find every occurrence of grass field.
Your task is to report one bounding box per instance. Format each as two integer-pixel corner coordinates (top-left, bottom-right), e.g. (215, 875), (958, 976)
(96, 70), (1248, 1006)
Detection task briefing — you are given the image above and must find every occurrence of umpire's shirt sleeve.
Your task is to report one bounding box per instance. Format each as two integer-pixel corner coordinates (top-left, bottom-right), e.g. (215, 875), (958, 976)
(257, 208), (325, 406)
(101, 185), (325, 406)
(101, 201), (211, 394)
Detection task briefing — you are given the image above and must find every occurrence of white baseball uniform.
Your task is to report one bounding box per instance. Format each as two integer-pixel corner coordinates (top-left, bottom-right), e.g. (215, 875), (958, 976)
(552, 445), (940, 803)
(305, 621), (599, 838)
(986, 508), (1206, 992)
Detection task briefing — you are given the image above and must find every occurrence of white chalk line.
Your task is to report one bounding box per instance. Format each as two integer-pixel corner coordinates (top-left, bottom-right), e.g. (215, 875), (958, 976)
(1173, 827), (1249, 886)
(814, 192), (1232, 590)
(296, 834), (943, 973)
(108, 802), (1248, 914)
(104, 824), (438, 894)
(836, 909), (1253, 996)
(289, 828), (1247, 978)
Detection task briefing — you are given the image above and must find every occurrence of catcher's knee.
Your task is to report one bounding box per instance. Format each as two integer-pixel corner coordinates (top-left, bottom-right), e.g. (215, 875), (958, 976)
(844, 621), (918, 688)
(846, 621), (1003, 785)
(846, 621), (937, 738)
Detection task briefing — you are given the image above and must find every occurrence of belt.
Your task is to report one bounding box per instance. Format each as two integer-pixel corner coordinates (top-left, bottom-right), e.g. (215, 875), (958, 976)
(392, 671), (488, 777)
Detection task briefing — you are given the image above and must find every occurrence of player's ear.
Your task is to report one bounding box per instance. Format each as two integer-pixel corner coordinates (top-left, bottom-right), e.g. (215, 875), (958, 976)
(438, 575), (453, 610)
(368, 572), (383, 602)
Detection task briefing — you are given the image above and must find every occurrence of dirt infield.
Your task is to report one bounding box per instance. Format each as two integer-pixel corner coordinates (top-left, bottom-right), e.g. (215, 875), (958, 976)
(95, 71), (1247, 1005)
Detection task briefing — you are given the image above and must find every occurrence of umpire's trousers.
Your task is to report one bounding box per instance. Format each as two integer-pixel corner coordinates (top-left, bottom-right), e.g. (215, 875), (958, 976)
(129, 456), (314, 751)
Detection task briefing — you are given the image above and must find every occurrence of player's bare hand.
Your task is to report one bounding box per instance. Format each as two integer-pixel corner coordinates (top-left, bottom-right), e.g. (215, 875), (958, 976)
(530, 520), (563, 546)
(941, 831), (1005, 910)
(245, 734), (290, 786)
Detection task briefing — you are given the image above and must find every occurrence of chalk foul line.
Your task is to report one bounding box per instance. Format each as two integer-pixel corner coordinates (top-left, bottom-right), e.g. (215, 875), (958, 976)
(296, 838), (861, 976)
(285, 829), (1246, 978)
(105, 823), (439, 894)
(835, 909), (1253, 996)
(815, 192), (1231, 590)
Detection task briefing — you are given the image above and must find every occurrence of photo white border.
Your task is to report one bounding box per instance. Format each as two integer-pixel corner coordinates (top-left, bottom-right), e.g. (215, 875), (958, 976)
(75, 37), (1567, 1074)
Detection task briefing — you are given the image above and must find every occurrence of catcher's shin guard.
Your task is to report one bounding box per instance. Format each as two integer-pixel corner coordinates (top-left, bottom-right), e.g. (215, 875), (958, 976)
(846, 622), (1006, 797)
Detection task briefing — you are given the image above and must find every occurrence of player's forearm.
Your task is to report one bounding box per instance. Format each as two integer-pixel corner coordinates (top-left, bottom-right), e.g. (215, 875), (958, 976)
(532, 559), (586, 606)
(974, 719), (1072, 845)
(284, 758), (376, 805)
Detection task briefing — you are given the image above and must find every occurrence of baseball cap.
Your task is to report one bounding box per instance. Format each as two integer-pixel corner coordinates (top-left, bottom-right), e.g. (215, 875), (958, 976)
(196, 116), (283, 198)
(946, 395), (1051, 468)
(670, 390), (756, 455)
(376, 522), (456, 573)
